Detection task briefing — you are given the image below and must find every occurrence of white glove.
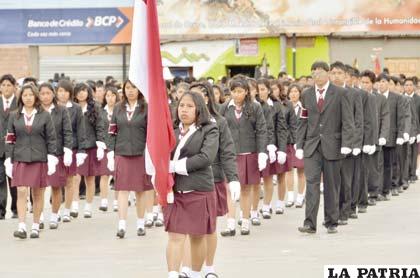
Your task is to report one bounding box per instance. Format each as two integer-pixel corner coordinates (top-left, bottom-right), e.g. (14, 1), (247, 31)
(169, 158), (188, 175)
(228, 181), (241, 201)
(293, 144), (297, 150)
(396, 138), (404, 145)
(277, 151), (287, 165)
(409, 137), (415, 144)
(47, 155), (59, 176)
(340, 147), (352, 155)
(378, 138), (386, 146)
(362, 145), (371, 154)
(368, 145), (376, 155)
(258, 153), (268, 171)
(107, 151), (115, 171)
(96, 141), (106, 161)
(4, 158), (13, 178)
(295, 149), (304, 160)
(403, 133), (410, 142)
(76, 153), (88, 167)
(63, 147), (73, 167)
(417, 134), (420, 143)
(267, 144), (277, 164)
(167, 192), (174, 204)
(352, 148), (361, 156)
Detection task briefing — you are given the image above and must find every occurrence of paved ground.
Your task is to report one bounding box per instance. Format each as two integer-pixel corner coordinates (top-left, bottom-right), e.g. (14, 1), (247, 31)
(0, 180), (419, 278)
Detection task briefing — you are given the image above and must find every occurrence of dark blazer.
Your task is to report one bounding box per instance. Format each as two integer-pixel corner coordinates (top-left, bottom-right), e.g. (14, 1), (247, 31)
(346, 86), (364, 149)
(296, 83), (354, 160)
(359, 89), (375, 146)
(6, 109), (57, 162)
(260, 101), (275, 146)
(383, 91), (405, 147)
(107, 102), (147, 156)
(81, 103), (106, 149)
(219, 101), (267, 154)
(280, 99), (297, 145)
(212, 115), (238, 183)
(50, 105), (73, 156)
(413, 93), (420, 135)
(172, 123), (219, 192)
(406, 96), (418, 137)
(67, 102), (85, 151)
(0, 97), (18, 157)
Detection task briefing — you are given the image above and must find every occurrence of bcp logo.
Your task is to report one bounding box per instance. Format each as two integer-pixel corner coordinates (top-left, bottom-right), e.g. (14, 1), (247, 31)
(85, 16), (124, 28)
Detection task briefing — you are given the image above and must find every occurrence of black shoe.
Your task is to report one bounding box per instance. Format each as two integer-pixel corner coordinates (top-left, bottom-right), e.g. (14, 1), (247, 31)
(145, 220), (154, 228)
(327, 226), (338, 234)
(298, 225), (316, 234)
(13, 229), (27, 239)
(116, 229), (125, 239)
(377, 195), (386, 201)
(154, 219), (164, 227)
(79, 195), (86, 200)
(70, 211), (78, 218)
(204, 272), (219, 278)
(367, 198), (376, 206)
(397, 186), (404, 193)
(403, 183), (409, 190)
(349, 213), (358, 219)
(99, 206), (108, 212)
(0, 215), (5, 220)
(39, 222), (44, 230)
(137, 228), (146, 236)
(30, 229), (40, 239)
(240, 227), (250, 235)
(11, 212), (18, 219)
(383, 194), (391, 201)
(391, 189), (399, 196)
(338, 219), (348, 225)
(220, 228), (236, 237)
(358, 207), (367, 213)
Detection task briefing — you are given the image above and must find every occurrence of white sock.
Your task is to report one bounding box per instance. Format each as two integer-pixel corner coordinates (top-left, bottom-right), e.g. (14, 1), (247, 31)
(50, 213), (58, 223)
(32, 223), (40, 231)
(287, 191), (294, 202)
(190, 271), (201, 278)
(146, 212), (154, 222)
(250, 210), (258, 219)
(84, 203), (92, 212)
(168, 271), (179, 278)
(239, 210), (243, 219)
(63, 208), (70, 216)
(152, 205), (159, 214)
(100, 198), (108, 207)
(118, 220), (126, 231)
(113, 200), (118, 206)
(40, 213), (44, 222)
(18, 222), (26, 231)
(203, 265), (215, 275)
(276, 200), (285, 208)
(242, 218), (250, 229)
(296, 193), (305, 203)
(137, 218), (145, 229)
(227, 218), (235, 230)
(180, 266), (192, 276)
(71, 201), (79, 210)
(158, 212), (164, 221)
(262, 204), (270, 212)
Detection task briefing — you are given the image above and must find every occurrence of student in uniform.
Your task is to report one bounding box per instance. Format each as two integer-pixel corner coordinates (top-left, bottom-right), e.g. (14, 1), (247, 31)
(178, 82), (239, 278)
(107, 80), (154, 238)
(56, 80), (87, 222)
(164, 91), (219, 278)
(212, 84), (226, 106)
(218, 76), (268, 235)
(73, 83), (107, 218)
(38, 83), (73, 229)
(5, 84), (58, 239)
(0, 74), (18, 220)
(256, 78), (288, 220)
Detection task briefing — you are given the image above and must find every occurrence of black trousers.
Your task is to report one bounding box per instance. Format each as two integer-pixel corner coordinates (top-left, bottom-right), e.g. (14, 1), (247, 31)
(394, 144), (409, 187)
(350, 155), (362, 214)
(366, 149), (381, 200)
(382, 146), (395, 194)
(304, 145), (341, 229)
(339, 155), (357, 220)
(0, 156), (17, 217)
(408, 142), (418, 179)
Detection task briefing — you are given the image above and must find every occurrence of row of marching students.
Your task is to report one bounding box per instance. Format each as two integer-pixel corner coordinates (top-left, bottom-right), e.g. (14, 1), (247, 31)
(165, 76), (306, 278)
(6, 79), (158, 239)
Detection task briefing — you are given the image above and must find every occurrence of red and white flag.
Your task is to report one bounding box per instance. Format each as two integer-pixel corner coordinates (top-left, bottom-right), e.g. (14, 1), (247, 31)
(129, 0), (176, 206)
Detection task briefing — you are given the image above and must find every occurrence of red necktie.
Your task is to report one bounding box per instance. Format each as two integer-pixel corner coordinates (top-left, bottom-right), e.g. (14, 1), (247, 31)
(25, 114), (33, 133)
(317, 89), (325, 112)
(127, 111), (133, 121)
(235, 107), (242, 121)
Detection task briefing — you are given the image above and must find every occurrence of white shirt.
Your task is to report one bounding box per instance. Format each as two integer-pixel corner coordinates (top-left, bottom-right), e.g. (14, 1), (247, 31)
(2, 94), (15, 111)
(315, 81), (330, 102)
(405, 92), (414, 98)
(381, 90), (389, 99)
(45, 104), (55, 114)
(104, 105), (113, 121)
(81, 104), (87, 114)
(267, 98), (274, 107)
(21, 107), (37, 126)
(294, 101), (302, 116)
(125, 101), (138, 121)
(66, 101), (73, 108)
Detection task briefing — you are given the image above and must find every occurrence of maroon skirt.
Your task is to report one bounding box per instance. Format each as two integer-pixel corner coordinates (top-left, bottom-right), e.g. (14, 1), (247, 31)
(114, 155), (153, 192)
(77, 147), (108, 177)
(66, 149), (78, 176)
(237, 153), (260, 185)
(289, 144), (304, 169)
(48, 155), (67, 187)
(215, 181), (228, 217)
(99, 150), (114, 176)
(163, 190), (217, 235)
(12, 162), (48, 188)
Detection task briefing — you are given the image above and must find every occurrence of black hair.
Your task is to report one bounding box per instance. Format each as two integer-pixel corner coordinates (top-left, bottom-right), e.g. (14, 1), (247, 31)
(38, 82), (57, 105)
(287, 83), (303, 101)
(57, 79), (74, 100)
(23, 77), (38, 87)
(404, 77), (417, 86)
(311, 61), (330, 72)
(330, 61), (346, 72)
(390, 76), (401, 85)
(377, 73), (390, 82)
(229, 77), (254, 119)
(96, 80), (104, 87)
(104, 85), (121, 107)
(86, 80), (97, 93)
(270, 79), (286, 102)
(16, 84), (42, 118)
(175, 91), (211, 127)
(74, 82), (98, 126)
(0, 74), (16, 86)
(278, 71), (287, 78)
(212, 84), (225, 104)
(121, 80), (146, 113)
(360, 70), (376, 84)
(352, 68), (360, 77)
(190, 82), (220, 118)
(256, 78), (277, 104)
(383, 68), (390, 74)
